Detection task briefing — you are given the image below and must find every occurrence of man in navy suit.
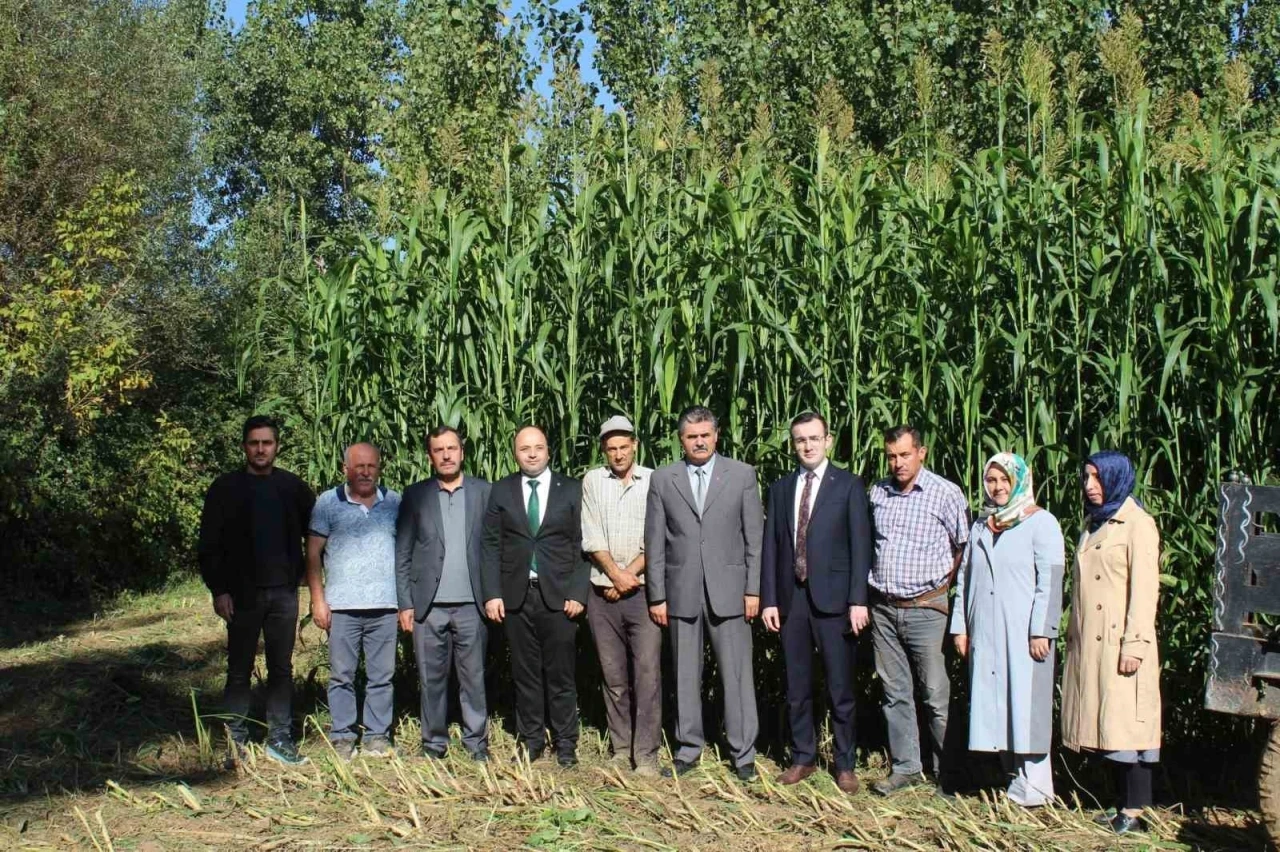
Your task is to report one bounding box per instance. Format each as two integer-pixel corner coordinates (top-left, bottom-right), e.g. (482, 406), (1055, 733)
(761, 411), (872, 793)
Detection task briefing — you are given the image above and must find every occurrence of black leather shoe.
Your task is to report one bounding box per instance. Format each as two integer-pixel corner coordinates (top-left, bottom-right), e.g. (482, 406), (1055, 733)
(1091, 809), (1117, 826)
(557, 751), (578, 768)
(470, 749), (489, 763)
(661, 759), (700, 778)
(421, 744), (447, 760)
(1110, 813), (1147, 835)
(734, 763), (758, 782)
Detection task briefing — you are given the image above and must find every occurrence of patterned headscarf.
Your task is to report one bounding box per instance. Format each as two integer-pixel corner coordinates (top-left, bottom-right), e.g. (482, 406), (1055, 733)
(980, 452), (1037, 531)
(1083, 450), (1141, 531)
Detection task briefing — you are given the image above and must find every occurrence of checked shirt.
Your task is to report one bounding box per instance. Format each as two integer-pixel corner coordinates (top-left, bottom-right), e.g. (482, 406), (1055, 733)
(868, 467), (971, 599)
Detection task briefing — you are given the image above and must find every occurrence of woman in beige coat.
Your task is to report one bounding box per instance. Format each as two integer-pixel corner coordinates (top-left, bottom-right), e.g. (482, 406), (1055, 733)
(1060, 451), (1161, 835)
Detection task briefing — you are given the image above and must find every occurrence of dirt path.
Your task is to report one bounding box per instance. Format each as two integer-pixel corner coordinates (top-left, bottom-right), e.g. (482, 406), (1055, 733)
(0, 577), (1266, 850)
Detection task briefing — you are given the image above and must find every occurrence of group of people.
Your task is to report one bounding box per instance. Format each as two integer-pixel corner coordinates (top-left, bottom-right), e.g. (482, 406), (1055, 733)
(196, 408), (1163, 834)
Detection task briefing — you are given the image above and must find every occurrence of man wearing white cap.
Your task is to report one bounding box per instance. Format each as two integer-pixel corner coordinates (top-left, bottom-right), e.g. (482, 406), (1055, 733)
(581, 415), (661, 776)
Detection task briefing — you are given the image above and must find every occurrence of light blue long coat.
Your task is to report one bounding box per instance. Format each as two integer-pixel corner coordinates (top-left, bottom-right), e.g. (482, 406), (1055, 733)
(950, 510), (1065, 754)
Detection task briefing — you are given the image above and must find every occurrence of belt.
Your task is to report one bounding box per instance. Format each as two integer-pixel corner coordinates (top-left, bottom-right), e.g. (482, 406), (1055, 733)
(877, 583), (950, 614)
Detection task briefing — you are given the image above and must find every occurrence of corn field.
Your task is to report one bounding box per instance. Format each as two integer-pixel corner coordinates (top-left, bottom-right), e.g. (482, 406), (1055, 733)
(246, 27), (1280, 748)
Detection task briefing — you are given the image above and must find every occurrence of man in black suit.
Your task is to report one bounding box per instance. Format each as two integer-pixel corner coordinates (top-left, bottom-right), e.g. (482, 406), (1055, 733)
(481, 425), (590, 766)
(396, 425), (493, 761)
(761, 412), (872, 794)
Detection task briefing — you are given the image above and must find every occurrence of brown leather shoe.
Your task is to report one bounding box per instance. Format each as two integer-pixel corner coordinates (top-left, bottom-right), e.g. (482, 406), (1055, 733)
(777, 764), (817, 785)
(836, 769), (860, 795)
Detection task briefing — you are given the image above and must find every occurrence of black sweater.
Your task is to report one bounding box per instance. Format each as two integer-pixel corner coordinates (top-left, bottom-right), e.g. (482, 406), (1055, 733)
(197, 468), (315, 608)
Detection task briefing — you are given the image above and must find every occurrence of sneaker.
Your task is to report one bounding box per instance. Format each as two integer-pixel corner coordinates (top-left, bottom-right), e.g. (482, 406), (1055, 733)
(361, 736), (394, 758)
(871, 772), (926, 796)
(265, 739), (309, 767)
(661, 758), (700, 778)
(331, 739), (357, 761)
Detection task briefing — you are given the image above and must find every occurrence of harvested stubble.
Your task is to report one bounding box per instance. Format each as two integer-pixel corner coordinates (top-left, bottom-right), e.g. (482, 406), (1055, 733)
(0, 580), (1266, 850)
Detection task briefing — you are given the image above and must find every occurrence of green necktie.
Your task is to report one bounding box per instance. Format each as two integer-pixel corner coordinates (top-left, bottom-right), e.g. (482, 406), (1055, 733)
(527, 479), (540, 574)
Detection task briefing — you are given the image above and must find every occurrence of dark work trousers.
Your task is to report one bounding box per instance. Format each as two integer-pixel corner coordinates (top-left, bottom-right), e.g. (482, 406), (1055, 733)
(585, 586), (662, 766)
(224, 584), (299, 743)
(782, 581), (858, 771)
(507, 581), (580, 755)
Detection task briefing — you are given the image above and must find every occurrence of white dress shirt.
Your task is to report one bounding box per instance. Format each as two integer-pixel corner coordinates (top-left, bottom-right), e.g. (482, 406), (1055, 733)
(793, 458), (828, 547)
(522, 468), (552, 579)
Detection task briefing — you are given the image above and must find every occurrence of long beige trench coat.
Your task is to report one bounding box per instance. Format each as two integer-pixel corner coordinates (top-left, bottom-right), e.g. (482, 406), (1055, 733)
(1060, 497), (1162, 752)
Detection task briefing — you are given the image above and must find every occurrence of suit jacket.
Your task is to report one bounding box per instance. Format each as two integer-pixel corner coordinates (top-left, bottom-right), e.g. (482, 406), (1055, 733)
(761, 465), (873, 616)
(480, 471), (590, 611)
(395, 475), (491, 620)
(644, 454), (764, 619)
(197, 468), (315, 610)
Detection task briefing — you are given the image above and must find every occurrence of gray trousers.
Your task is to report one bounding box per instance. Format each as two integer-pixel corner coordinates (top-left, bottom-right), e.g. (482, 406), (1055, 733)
(586, 587), (662, 766)
(670, 597), (758, 767)
(328, 609), (398, 741)
(871, 600), (950, 776)
(413, 603), (488, 755)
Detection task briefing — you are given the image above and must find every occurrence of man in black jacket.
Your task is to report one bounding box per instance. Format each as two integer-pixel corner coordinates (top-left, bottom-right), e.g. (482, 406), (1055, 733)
(481, 425), (590, 766)
(760, 412), (872, 794)
(198, 415), (315, 766)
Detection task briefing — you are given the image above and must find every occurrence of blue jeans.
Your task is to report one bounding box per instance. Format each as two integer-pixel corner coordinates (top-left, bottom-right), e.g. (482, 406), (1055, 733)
(871, 600), (950, 776)
(328, 609), (398, 741)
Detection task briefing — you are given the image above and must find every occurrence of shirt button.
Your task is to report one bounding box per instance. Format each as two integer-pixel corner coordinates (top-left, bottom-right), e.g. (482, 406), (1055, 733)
(1095, 574), (1101, 580)
(1095, 544), (1101, 549)
(1096, 635), (1102, 641)
(1096, 604), (1102, 610)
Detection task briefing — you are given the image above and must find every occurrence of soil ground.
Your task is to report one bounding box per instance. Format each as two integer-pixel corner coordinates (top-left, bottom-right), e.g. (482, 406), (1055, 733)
(0, 577), (1268, 850)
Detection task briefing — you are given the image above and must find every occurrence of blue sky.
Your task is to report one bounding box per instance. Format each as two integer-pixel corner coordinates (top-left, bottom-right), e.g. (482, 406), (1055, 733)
(221, 0), (612, 107)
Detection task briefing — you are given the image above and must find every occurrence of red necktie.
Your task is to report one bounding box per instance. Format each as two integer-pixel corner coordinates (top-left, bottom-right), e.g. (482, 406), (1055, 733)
(795, 471), (816, 582)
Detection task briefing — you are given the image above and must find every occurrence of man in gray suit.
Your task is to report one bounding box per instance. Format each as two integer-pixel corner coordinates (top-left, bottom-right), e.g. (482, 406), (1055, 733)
(645, 405), (765, 781)
(396, 425), (493, 761)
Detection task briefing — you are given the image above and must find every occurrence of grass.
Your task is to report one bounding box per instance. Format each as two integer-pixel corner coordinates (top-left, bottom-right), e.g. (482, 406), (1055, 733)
(0, 576), (1266, 850)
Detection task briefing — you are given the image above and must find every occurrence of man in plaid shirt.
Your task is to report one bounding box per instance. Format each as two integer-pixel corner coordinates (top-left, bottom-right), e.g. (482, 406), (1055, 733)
(868, 425), (970, 796)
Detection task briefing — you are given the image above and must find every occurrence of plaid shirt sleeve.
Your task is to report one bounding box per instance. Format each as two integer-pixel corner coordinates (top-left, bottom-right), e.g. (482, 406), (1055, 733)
(581, 470), (607, 554)
(948, 487), (972, 547)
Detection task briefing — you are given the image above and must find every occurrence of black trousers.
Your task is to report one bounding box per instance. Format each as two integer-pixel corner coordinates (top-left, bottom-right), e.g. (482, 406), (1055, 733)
(224, 584), (298, 743)
(507, 583), (580, 754)
(781, 581), (857, 770)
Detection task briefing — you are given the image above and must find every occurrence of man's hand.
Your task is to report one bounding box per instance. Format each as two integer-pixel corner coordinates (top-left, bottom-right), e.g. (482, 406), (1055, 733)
(602, 587), (621, 602)
(213, 593), (235, 622)
(611, 570), (640, 596)
(761, 606), (781, 633)
(953, 634), (969, 658)
(1119, 654), (1142, 675)
(1029, 637), (1051, 661)
(744, 595), (760, 622)
(485, 598), (506, 623)
(649, 602), (668, 628)
(849, 605), (870, 636)
(398, 609), (415, 633)
(311, 598), (332, 632)
(564, 599), (584, 619)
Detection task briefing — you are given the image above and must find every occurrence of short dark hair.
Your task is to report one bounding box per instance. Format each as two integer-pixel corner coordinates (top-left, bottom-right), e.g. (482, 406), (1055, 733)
(514, 424), (549, 446)
(883, 424), (923, 448)
(790, 411), (829, 434)
(677, 405), (718, 434)
(426, 424), (464, 448)
(242, 415), (279, 443)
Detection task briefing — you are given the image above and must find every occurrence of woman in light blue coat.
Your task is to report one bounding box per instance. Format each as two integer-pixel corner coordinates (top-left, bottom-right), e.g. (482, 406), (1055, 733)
(950, 453), (1065, 806)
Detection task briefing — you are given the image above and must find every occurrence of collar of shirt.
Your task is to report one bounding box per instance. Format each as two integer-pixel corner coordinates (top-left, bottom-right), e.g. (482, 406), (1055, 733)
(522, 468), (552, 490)
(606, 464), (649, 484)
(686, 453), (717, 481)
(340, 484), (385, 507)
(798, 458), (829, 483)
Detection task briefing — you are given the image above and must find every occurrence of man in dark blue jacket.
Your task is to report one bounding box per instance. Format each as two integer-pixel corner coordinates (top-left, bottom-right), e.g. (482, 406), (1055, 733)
(761, 411), (872, 793)
(198, 415), (315, 766)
